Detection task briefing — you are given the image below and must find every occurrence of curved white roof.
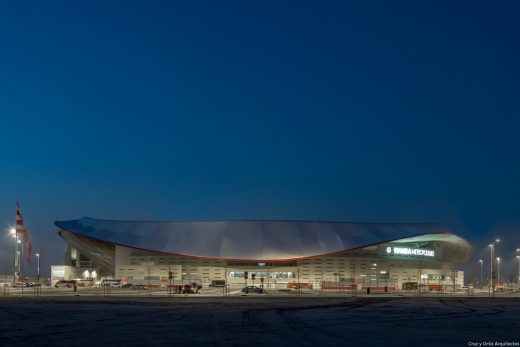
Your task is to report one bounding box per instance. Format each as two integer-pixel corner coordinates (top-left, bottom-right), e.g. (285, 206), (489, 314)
(55, 217), (471, 261)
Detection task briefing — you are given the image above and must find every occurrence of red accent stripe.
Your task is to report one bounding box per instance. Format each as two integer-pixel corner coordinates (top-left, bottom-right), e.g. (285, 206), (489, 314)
(15, 203), (30, 246)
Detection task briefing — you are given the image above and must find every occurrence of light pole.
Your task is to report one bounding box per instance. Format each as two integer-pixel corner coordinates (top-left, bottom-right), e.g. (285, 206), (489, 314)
(18, 239), (25, 280)
(516, 256), (520, 286)
(17, 239), (22, 278)
(479, 259), (483, 289)
(9, 228), (17, 283)
(36, 253), (40, 283)
(489, 239), (500, 296)
(496, 257), (501, 287)
(516, 248), (520, 285)
(489, 243), (494, 295)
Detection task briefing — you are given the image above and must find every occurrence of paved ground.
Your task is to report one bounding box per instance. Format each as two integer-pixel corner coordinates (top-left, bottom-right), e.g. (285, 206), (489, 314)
(0, 296), (519, 346)
(2, 285), (515, 297)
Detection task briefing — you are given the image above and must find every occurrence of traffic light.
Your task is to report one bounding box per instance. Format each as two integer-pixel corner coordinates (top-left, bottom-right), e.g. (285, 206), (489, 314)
(244, 271), (248, 280)
(251, 273), (256, 280)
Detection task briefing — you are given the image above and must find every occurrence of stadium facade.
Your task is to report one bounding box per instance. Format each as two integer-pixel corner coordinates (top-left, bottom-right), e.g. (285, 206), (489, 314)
(54, 217), (472, 290)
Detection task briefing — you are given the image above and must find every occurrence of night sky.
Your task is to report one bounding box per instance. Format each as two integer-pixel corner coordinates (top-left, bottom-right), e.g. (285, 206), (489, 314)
(1, 1), (519, 280)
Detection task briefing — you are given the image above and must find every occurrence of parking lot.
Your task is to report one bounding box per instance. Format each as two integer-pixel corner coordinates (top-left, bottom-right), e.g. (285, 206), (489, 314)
(2, 284), (519, 298)
(0, 295), (519, 346)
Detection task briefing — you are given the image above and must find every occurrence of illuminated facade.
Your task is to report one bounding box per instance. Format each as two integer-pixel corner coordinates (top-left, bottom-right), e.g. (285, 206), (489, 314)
(56, 217), (472, 290)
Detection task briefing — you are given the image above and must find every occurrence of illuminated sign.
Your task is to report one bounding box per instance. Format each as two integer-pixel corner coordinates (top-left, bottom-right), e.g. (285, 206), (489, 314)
(386, 246), (434, 257)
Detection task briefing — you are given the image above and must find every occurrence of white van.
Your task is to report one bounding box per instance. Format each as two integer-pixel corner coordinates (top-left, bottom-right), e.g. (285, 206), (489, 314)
(101, 279), (122, 287)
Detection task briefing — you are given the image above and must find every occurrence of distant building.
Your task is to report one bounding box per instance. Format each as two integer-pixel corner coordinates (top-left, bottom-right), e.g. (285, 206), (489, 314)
(55, 217), (472, 291)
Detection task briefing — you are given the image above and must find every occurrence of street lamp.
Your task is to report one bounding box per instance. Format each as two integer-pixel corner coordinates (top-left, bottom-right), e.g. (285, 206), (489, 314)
(10, 228), (18, 283)
(496, 257), (501, 286)
(489, 239), (500, 295)
(516, 248), (520, 285)
(17, 239), (22, 278)
(489, 243), (494, 291)
(479, 259), (483, 289)
(35, 253), (40, 283)
(516, 256), (520, 285)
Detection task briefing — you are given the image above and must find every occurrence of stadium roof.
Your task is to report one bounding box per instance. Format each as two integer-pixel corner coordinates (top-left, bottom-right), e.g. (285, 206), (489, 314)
(55, 217), (472, 261)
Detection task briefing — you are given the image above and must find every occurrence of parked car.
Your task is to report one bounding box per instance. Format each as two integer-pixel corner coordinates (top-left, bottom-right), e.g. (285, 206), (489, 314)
(77, 279), (94, 287)
(209, 280), (226, 288)
(132, 284), (147, 290)
(55, 280), (75, 288)
(101, 279), (122, 287)
(182, 283), (202, 294)
(121, 283), (133, 288)
(11, 282), (24, 288)
(241, 286), (263, 294)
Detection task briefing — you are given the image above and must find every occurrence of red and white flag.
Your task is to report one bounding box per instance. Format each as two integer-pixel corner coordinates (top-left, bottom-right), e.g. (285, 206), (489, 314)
(16, 202), (32, 264)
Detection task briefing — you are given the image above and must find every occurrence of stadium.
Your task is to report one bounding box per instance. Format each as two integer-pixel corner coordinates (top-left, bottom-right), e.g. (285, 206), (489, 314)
(54, 217), (472, 291)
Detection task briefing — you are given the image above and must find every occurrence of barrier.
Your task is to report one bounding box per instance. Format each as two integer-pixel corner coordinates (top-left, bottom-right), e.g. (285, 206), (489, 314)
(287, 282), (312, 289)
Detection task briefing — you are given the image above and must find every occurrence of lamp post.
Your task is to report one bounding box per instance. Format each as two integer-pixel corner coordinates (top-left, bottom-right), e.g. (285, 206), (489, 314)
(17, 239), (22, 278)
(489, 239), (500, 297)
(496, 257), (501, 287)
(516, 256), (520, 286)
(516, 249), (520, 285)
(489, 243), (494, 295)
(9, 228), (17, 283)
(479, 259), (483, 289)
(35, 253), (40, 283)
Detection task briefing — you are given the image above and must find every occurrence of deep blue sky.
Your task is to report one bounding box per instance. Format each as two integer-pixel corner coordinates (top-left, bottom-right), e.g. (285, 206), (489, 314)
(1, 1), (519, 280)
